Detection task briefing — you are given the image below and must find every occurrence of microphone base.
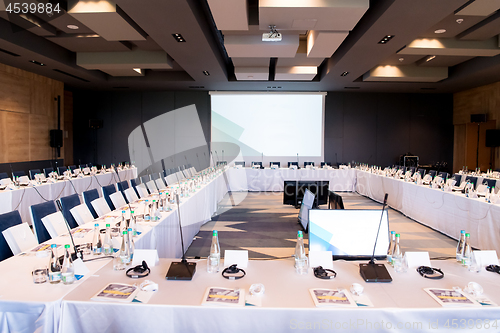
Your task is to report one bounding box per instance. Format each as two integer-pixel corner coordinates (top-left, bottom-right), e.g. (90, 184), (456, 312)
(165, 261), (197, 281)
(359, 263), (392, 282)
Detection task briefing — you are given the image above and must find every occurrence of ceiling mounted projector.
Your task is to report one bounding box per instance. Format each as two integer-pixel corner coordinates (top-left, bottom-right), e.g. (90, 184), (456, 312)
(262, 25), (282, 42)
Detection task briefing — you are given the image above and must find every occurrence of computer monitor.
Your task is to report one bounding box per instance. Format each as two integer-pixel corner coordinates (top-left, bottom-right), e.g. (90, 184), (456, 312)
(309, 209), (390, 261)
(298, 189), (315, 230)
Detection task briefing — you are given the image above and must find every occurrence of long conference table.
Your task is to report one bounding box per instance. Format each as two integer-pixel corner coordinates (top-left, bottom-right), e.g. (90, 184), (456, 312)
(0, 168), (138, 223)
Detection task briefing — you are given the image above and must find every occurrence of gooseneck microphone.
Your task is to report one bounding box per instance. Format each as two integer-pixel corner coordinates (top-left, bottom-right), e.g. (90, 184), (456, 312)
(369, 193), (388, 265)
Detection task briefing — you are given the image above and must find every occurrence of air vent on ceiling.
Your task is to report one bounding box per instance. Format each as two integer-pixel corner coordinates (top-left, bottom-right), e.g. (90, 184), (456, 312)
(53, 69), (90, 82)
(0, 48), (20, 57)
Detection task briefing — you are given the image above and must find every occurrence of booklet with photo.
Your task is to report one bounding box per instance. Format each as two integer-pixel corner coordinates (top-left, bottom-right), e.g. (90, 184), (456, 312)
(424, 288), (480, 307)
(309, 288), (356, 307)
(201, 287), (245, 307)
(91, 283), (139, 303)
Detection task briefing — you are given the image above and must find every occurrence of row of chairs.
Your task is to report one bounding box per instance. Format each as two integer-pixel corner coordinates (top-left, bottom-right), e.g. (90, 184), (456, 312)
(392, 166), (449, 181)
(0, 164), (93, 181)
(235, 161), (331, 168)
(0, 165), (198, 261)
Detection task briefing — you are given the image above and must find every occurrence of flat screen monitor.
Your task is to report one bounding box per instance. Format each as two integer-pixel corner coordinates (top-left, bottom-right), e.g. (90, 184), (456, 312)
(298, 189), (315, 230)
(309, 209), (390, 261)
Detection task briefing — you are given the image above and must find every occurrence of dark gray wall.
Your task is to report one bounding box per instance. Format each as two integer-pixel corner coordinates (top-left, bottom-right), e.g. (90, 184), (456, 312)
(73, 90), (453, 173)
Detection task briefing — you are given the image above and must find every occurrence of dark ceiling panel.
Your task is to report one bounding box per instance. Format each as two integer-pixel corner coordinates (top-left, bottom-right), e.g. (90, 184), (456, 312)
(46, 36), (132, 52)
(458, 11), (500, 40)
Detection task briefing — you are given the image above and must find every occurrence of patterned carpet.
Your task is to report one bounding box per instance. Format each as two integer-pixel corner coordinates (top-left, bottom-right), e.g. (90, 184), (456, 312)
(185, 192), (457, 259)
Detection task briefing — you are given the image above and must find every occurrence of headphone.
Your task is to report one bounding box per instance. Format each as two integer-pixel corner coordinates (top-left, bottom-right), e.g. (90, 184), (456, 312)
(486, 265), (500, 274)
(126, 261), (150, 279)
(417, 266), (444, 279)
(313, 266), (337, 279)
(222, 264), (246, 280)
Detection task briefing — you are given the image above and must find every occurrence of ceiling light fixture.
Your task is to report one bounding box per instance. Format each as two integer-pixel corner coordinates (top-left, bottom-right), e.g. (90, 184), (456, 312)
(456, 18), (464, 24)
(203, 71), (210, 76)
(133, 68), (142, 74)
(172, 33), (186, 42)
(67, 24), (79, 30)
(399, 57), (404, 62)
(426, 55), (436, 62)
(263, 25), (282, 42)
(378, 35), (394, 44)
(29, 60), (45, 66)
(341, 72), (349, 76)
(434, 29), (446, 34)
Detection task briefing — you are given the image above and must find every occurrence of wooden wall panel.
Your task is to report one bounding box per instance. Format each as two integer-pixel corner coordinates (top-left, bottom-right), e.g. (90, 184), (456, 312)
(64, 90), (73, 165)
(0, 63), (66, 163)
(453, 124), (466, 172)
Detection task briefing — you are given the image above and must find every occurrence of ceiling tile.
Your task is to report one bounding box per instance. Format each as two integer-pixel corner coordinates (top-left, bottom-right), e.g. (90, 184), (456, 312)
(207, 0), (248, 30)
(224, 34), (299, 58)
(47, 35), (132, 52)
(235, 67), (269, 80)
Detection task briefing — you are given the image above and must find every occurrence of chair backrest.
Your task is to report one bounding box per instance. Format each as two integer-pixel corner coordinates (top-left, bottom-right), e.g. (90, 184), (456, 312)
(117, 180), (129, 192)
(136, 183), (149, 198)
(68, 165), (76, 171)
(145, 180), (158, 193)
(2, 222), (37, 256)
(409, 167), (416, 174)
(101, 184), (117, 211)
(70, 203), (95, 226)
(417, 168), (426, 176)
(41, 211), (69, 239)
(155, 178), (167, 190)
(288, 162), (298, 167)
(304, 162), (314, 167)
(124, 187), (139, 203)
(483, 178), (497, 189)
(82, 189), (100, 219)
(0, 210), (23, 261)
(438, 171), (448, 180)
(453, 174), (463, 185)
(476, 184), (488, 193)
(235, 161), (245, 167)
(270, 162), (281, 168)
(0, 172), (9, 180)
(428, 170), (437, 179)
(130, 178), (140, 198)
(57, 166), (67, 175)
(91, 197), (112, 217)
(328, 192), (344, 210)
(29, 201), (57, 244)
(58, 194), (81, 229)
(251, 162), (262, 167)
(166, 174), (178, 186)
(43, 167), (54, 178)
(465, 176), (478, 189)
(29, 169), (41, 180)
(140, 175), (151, 184)
(12, 170), (25, 178)
(320, 162), (329, 167)
(109, 191), (127, 210)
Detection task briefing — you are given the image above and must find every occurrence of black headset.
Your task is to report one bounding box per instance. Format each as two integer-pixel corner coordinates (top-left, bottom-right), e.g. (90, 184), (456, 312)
(222, 264), (246, 280)
(486, 265), (500, 274)
(417, 266), (444, 279)
(313, 266), (337, 279)
(126, 260), (150, 279)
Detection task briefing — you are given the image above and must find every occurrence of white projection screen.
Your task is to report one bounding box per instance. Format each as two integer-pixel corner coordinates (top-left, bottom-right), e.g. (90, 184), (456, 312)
(210, 92), (326, 166)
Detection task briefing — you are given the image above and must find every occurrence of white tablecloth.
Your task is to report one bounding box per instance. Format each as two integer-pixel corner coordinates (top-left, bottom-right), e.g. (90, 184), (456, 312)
(226, 168), (356, 192)
(0, 168), (137, 223)
(356, 170), (500, 253)
(60, 258), (500, 333)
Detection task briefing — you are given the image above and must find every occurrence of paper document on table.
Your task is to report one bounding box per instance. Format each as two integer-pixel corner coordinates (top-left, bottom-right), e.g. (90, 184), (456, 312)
(424, 288), (480, 307)
(91, 283), (139, 303)
(309, 288), (356, 307)
(202, 287), (245, 307)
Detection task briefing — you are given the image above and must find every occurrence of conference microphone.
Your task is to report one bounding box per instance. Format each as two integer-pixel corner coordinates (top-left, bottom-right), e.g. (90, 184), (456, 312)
(359, 193), (392, 282)
(297, 153), (300, 169)
(55, 200), (83, 262)
(214, 150), (220, 167)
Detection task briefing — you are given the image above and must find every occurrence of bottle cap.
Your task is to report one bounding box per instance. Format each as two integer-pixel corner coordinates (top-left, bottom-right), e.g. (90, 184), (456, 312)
(122, 210), (126, 213)
(391, 231), (395, 234)
(64, 244), (70, 249)
(123, 230), (128, 235)
(51, 244), (57, 248)
(128, 228), (132, 232)
(94, 223), (99, 227)
(466, 233), (470, 237)
(298, 230), (303, 237)
(213, 230), (218, 236)
(131, 211), (134, 214)
(106, 224), (110, 227)
(395, 233), (400, 237)
(461, 230), (465, 234)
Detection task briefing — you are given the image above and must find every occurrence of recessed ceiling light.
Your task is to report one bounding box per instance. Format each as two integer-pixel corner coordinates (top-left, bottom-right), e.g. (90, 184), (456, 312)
(29, 60), (45, 66)
(434, 29), (446, 34)
(172, 33), (186, 42)
(426, 55), (436, 62)
(399, 57), (404, 62)
(67, 24), (79, 30)
(456, 18), (464, 24)
(341, 72), (349, 76)
(203, 71), (210, 76)
(378, 35), (395, 44)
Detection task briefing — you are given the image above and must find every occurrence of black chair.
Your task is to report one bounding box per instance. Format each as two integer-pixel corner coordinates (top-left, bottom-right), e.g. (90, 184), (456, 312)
(465, 176), (478, 189)
(130, 178), (140, 198)
(251, 162), (262, 168)
(408, 167), (416, 175)
(235, 161), (245, 167)
(417, 168), (426, 177)
(428, 170), (437, 179)
(482, 178), (497, 189)
(57, 166), (67, 175)
(320, 162), (330, 167)
(101, 184), (117, 211)
(288, 162), (298, 168)
(12, 171), (25, 178)
(453, 174), (463, 185)
(438, 172), (448, 180)
(304, 162), (314, 167)
(58, 194), (80, 229)
(162, 169), (168, 178)
(43, 167), (54, 178)
(78, 164), (87, 169)
(29, 201), (57, 244)
(117, 180), (130, 203)
(0, 210), (23, 261)
(0, 172), (9, 180)
(82, 189), (99, 219)
(29, 169), (42, 180)
(68, 165), (77, 171)
(270, 162), (280, 168)
(328, 191), (345, 210)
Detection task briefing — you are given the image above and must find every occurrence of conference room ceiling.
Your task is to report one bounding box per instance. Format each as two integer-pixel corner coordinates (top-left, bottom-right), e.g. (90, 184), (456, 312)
(0, 0), (499, 93)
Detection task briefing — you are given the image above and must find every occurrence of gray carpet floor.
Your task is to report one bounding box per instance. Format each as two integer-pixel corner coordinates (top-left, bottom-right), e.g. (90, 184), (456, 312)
(185, 192), (457, 259)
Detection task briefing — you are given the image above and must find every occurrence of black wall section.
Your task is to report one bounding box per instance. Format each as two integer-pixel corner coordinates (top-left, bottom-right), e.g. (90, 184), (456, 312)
(73, 90), (453, 173)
